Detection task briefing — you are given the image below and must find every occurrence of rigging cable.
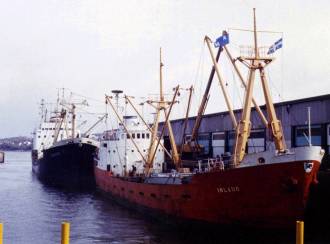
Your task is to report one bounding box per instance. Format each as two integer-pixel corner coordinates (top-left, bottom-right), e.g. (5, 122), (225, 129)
(192, 41), (206, 116)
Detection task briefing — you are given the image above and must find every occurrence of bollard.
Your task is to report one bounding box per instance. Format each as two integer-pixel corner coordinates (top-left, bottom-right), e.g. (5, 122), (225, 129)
(0, 223), (3, 244)
(61, 222), (70, 244)
(296, 220), (304, 244)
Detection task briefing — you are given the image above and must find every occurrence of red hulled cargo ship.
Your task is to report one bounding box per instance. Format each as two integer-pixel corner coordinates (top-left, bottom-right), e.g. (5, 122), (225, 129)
(95, 10), (325, 229)
(95, 148), (323, 228)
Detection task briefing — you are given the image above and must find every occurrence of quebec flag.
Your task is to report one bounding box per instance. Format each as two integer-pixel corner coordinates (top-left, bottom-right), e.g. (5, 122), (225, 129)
(267, 38), (283, 54)
(214, 33), (229, 48)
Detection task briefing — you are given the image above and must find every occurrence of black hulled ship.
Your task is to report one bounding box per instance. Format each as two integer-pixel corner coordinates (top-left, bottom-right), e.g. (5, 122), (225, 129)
(32, 99), (100, 189)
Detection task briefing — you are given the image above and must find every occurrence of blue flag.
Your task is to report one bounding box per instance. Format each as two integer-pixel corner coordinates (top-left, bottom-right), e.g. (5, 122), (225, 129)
(267, 38), (283, 54)
(214, 33), (229, 48)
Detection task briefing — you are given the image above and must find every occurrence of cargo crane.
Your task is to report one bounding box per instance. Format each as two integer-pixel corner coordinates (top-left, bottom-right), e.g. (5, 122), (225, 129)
(180, 43), (224, 158)
(181, 29), (270, 160)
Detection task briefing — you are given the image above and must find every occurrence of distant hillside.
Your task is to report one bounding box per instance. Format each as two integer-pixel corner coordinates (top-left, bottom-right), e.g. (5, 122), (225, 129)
(0, 136), (32, 151)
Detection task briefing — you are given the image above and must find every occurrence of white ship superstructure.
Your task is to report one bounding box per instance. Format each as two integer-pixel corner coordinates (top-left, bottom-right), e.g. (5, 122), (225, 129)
(97, 116), (164, 177)
(32, 112), (73, 165)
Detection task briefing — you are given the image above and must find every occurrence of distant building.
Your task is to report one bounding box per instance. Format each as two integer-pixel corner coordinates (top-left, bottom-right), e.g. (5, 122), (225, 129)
(0, 137), (32, 151)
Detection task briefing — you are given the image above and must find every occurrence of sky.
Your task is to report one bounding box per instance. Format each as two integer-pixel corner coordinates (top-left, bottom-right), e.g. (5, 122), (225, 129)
(0, 0), (329, 138)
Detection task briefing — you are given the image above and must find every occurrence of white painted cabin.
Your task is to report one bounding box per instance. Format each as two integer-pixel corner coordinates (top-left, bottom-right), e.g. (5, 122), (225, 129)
(32, 116), (73, 160)
(97, 116), (165, 177)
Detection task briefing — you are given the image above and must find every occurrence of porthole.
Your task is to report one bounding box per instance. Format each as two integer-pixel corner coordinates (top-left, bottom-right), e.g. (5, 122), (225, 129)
(258, 157), (265, 164)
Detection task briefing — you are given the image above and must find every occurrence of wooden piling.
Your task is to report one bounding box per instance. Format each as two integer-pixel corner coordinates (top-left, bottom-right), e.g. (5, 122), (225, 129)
(0, 223), (3, 244)
(296, 220), (304, 244)
(61, 222), (70, 244)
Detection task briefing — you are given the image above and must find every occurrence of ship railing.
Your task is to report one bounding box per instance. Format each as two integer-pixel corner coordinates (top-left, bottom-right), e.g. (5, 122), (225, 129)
(181, 158), (237, 174)
(239, 45), (274, 59)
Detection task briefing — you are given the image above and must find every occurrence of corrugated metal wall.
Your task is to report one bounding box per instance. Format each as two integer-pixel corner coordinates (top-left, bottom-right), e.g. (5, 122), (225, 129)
(162, 94), (330, 153)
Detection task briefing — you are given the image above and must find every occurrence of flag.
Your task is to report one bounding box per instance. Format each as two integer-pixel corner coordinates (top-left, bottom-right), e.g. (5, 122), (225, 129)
(267, 38), (283, 54)
(214, 33), (229, 48)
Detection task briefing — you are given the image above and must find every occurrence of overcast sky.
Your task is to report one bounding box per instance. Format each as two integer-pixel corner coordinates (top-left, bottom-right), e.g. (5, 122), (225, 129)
(0, 0), (329, 138)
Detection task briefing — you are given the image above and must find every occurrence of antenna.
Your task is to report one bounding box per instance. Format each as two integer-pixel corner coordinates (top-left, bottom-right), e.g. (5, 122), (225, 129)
(40, 99), (45, 122)
(160, 48), (164, 102)
(308, 107), (312, 146)
(111, 90), (123, 111)
(111, 90), (123, 125)
(253, 8), (259, 59)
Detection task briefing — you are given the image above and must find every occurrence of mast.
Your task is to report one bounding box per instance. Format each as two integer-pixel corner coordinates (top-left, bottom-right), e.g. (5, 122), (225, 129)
(53, 109), (66, 143)
(159, 48), (164, 102)
(223, 45), (268, 127)
(146, 49), (163, 172)
(40, 99), (46, 123)
(146, 48), (180, 173)
(233, 8), (286, 165)
(148, 86), (180, 170)
(71, 104), (76, 139)
(146, 104), (161, 172)
(125, 95), (173, 159)
(159, 48), (180, 165)
(111, 90), (123, 126)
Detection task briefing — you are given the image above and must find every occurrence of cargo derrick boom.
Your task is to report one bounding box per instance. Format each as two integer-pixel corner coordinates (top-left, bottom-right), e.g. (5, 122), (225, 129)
(181, 46), (223, 156)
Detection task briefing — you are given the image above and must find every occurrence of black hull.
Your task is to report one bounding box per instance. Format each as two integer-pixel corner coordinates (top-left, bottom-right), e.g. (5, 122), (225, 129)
(33, 141), (97, 189)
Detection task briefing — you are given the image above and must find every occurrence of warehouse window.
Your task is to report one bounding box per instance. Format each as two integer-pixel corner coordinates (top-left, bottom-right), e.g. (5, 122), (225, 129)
(212, 132), (225, 158)
(197, 133), (210, 154)
(248, 129), (265, 153)
(212, 133), (225, 140)
(228, 131), (236, 154)
(295, 125), (322, 146)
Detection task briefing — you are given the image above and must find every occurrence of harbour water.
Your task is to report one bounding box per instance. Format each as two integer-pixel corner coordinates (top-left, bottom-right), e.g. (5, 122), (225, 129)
(0, 151), (329, 244)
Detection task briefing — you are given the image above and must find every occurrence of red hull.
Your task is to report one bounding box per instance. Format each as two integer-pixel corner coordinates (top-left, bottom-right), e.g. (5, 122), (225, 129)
(95, 161), (319, 228)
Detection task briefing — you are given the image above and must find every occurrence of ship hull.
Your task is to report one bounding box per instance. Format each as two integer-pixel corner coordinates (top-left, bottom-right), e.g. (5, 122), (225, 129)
(95, 160), (320, 229)
(33, 140), (97, 188)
